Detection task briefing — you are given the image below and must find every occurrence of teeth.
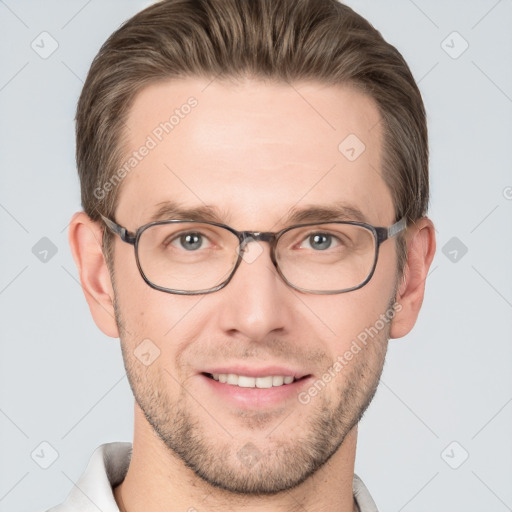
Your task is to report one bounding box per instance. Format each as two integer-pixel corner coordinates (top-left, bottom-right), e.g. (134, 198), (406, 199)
(272, 376), (284, 386)
(209, 373), (297, 388)
(238, 375), (256, 388)
(255, 376), (273, 388)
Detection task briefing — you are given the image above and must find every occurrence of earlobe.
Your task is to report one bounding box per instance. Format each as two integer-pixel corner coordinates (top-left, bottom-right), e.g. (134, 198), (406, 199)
(389, 217), (436, 339)
(68, 211), (120, 338)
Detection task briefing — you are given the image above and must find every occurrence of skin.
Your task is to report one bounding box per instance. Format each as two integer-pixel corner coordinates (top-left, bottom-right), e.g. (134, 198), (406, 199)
(69, 78), (436, 512)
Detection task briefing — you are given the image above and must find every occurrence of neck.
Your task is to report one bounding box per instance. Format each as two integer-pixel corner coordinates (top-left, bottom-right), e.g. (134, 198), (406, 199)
(114, 404), (359, 512)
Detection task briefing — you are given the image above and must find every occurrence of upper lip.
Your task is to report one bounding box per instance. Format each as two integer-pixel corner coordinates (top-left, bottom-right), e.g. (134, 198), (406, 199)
(201, 366), (310, 379)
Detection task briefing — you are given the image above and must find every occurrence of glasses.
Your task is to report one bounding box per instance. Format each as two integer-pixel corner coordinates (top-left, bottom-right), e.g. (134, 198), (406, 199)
(100, 214), (407, 295)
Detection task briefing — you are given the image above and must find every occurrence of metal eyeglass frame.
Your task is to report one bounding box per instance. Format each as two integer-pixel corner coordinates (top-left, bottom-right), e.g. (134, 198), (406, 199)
(100, 213), (407, 295)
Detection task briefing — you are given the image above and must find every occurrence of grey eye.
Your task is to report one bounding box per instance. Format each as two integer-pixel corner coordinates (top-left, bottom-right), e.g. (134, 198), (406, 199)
(309, 234), (331, 250)
(178, 233), (204, 250)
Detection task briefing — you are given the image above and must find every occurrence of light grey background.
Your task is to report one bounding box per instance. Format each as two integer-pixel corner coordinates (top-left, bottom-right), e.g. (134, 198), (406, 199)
(1, 1), (511, 511)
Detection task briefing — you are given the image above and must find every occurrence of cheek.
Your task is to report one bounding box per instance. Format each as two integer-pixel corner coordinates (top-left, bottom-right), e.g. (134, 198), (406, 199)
(113, 259), (209, 372)
(112, 245), (174, 339)
(307, 259), (398, 349)
(305, 294), (383, 348)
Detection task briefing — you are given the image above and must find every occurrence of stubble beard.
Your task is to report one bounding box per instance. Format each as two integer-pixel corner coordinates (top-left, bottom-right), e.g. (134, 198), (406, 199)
(113, 285), (393, 495)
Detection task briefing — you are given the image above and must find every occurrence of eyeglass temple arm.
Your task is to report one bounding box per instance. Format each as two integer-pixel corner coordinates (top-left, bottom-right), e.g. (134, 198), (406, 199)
(100, 214), (136, 245)
(376, 217), (407, 244)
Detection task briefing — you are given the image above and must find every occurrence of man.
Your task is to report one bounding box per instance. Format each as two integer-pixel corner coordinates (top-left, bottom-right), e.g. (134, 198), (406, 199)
(51, 0), (436, 510)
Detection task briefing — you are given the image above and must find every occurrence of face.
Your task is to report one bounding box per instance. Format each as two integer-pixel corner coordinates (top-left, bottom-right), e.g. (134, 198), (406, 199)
(111, 78), (399, 494)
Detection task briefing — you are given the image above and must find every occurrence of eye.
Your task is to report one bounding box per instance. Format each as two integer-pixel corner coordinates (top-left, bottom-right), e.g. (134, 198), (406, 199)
(300, 232), (340, 251)
(169, 232), (211, 251)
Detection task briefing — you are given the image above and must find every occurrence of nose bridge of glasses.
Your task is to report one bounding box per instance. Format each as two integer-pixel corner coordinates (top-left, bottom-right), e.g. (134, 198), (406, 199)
(239, 231), (276, 250)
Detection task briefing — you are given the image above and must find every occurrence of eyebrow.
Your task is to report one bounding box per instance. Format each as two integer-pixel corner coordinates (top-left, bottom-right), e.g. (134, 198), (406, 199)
(145, 200), (369, 227)
(282, 204), (368, 225)
(147, 201), (232, 224)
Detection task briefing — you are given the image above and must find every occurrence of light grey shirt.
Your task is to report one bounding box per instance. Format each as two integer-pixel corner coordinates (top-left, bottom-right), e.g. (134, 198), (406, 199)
(47, 442), (379, 511)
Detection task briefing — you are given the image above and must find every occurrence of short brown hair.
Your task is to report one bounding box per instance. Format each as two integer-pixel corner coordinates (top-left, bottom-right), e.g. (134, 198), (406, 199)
(76, 0), (429, 277)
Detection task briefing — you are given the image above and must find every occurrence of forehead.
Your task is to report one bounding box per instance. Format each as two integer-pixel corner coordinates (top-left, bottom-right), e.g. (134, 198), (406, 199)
(115, 77), (394, 229)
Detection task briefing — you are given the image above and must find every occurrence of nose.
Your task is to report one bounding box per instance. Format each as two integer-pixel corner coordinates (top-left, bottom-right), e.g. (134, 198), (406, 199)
(216, 239), (293, 341)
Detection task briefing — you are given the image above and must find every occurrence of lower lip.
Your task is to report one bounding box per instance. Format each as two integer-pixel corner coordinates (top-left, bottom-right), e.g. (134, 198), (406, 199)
(199, 374), (313, 409)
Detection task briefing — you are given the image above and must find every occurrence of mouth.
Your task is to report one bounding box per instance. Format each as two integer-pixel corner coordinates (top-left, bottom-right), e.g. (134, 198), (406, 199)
(198, 365), (314, 409)
(201, 372), (310, 389)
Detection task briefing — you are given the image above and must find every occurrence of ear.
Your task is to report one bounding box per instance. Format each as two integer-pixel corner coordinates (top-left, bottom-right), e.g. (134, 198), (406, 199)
(68, 211), (120, 338)
(390, 217), (436, 339)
